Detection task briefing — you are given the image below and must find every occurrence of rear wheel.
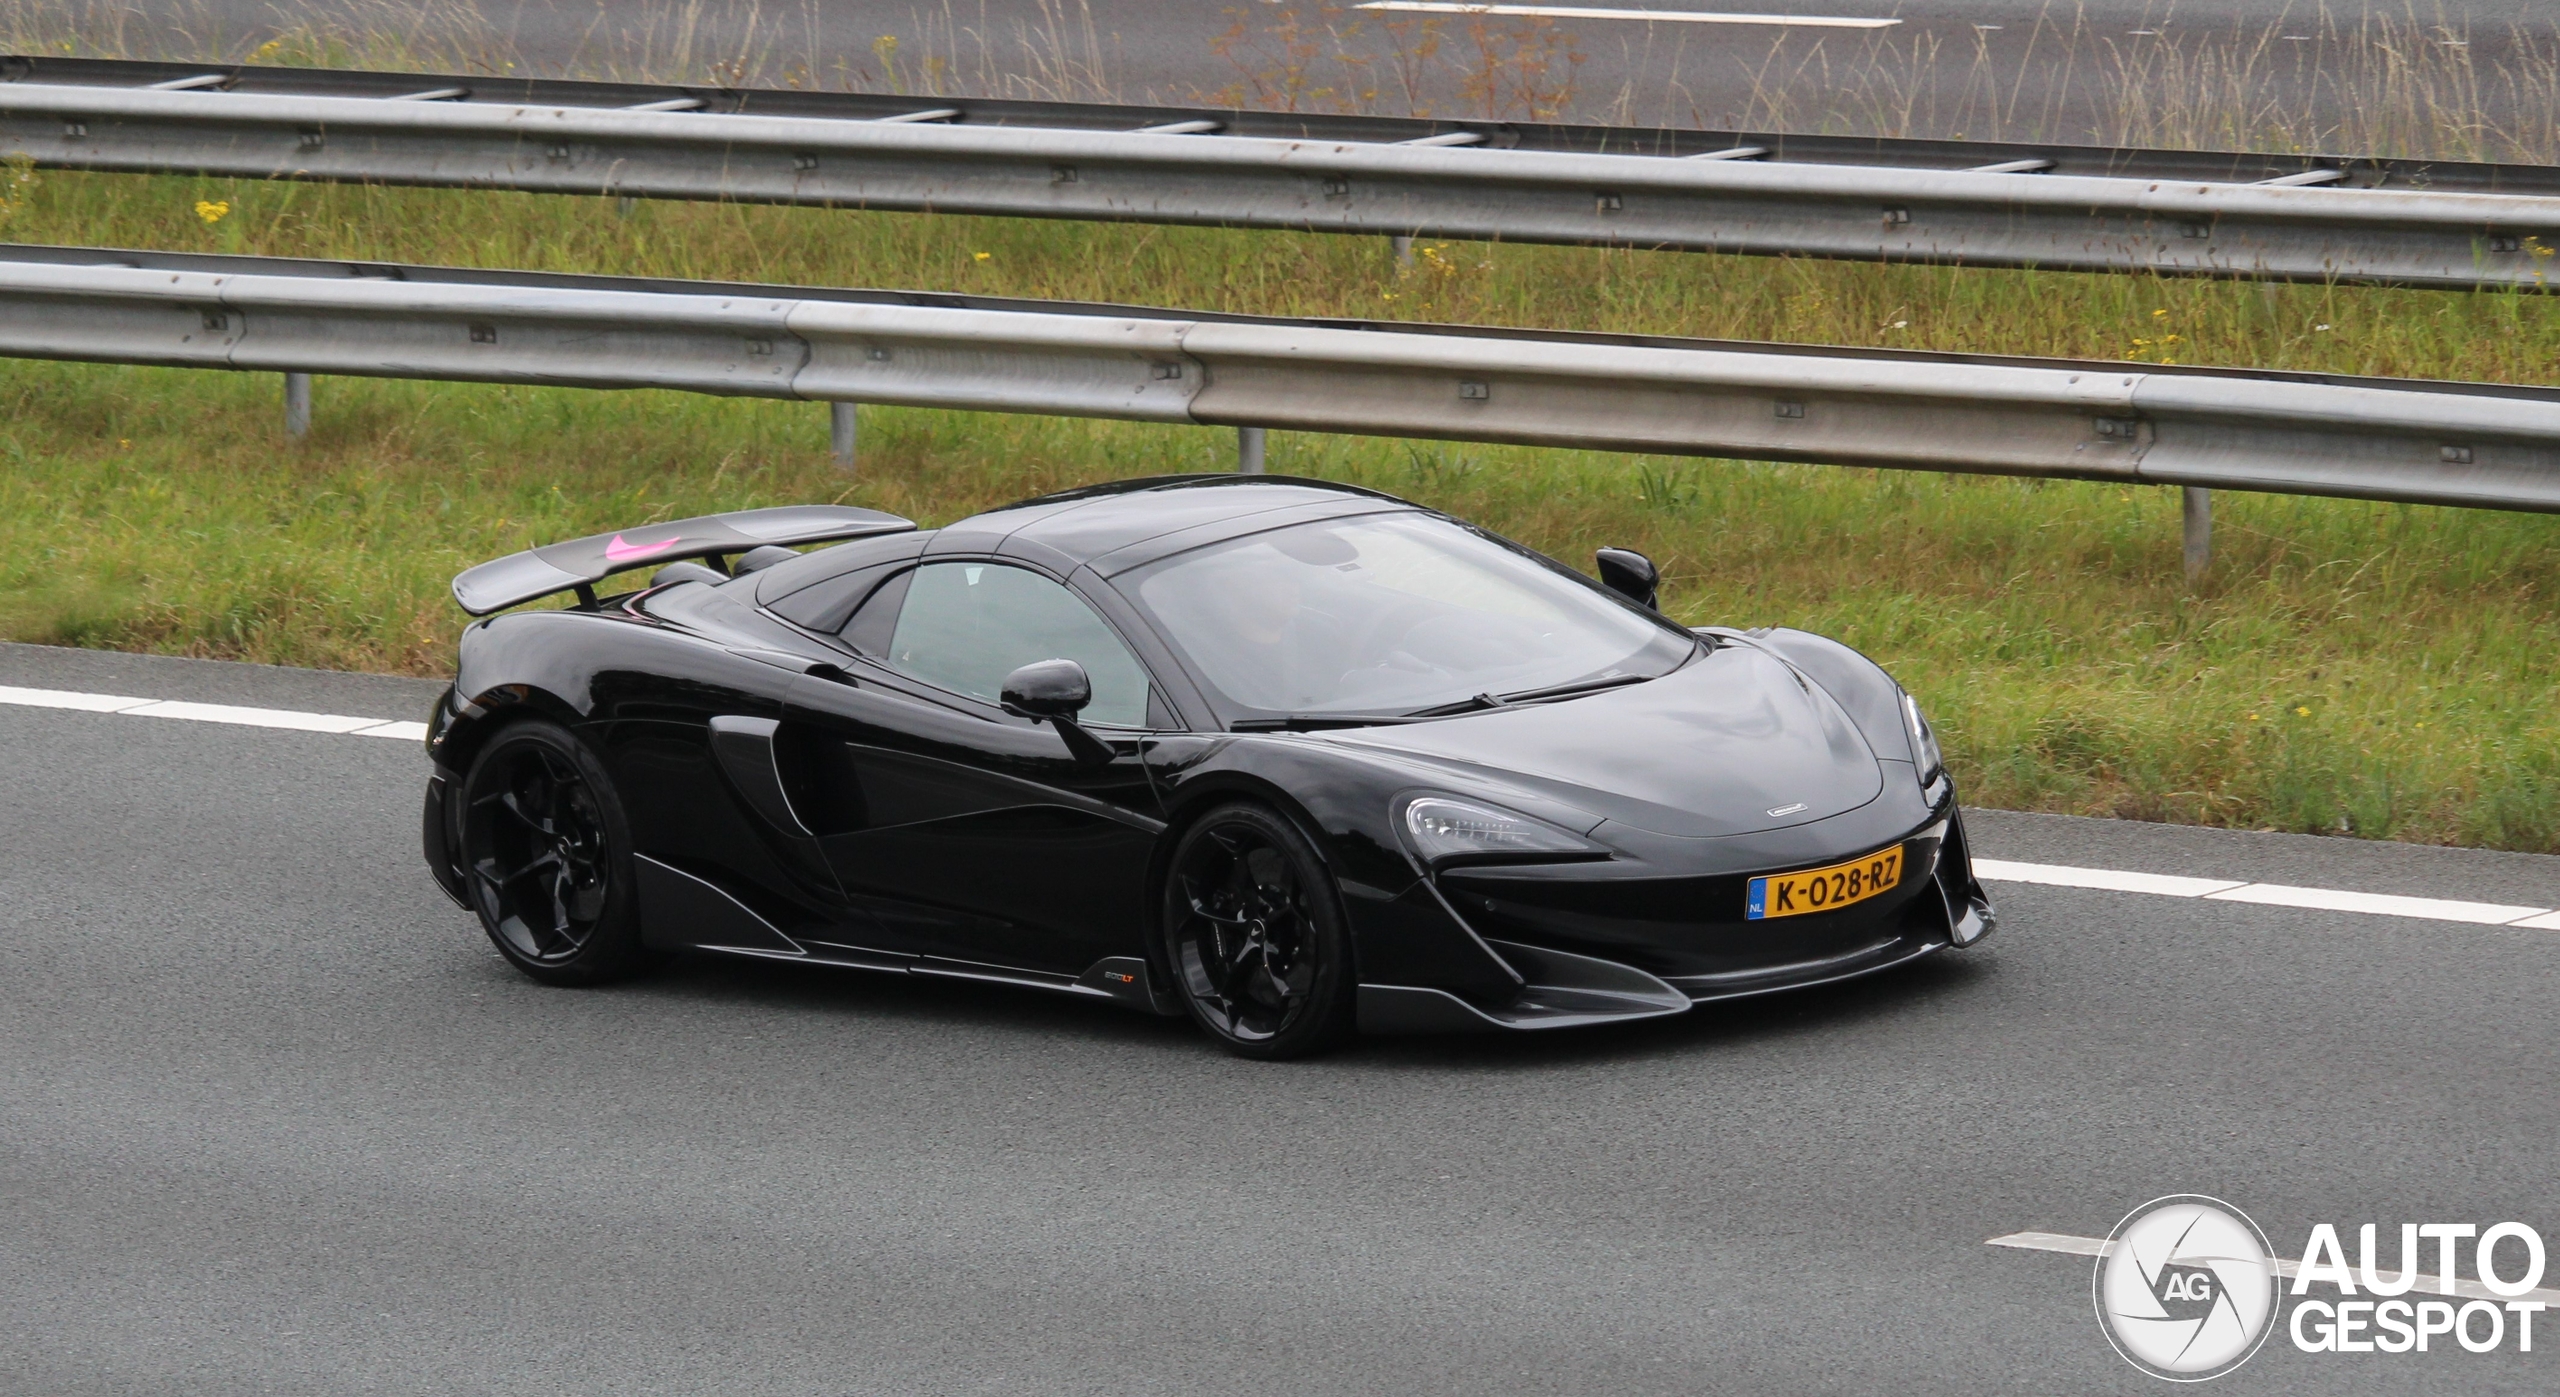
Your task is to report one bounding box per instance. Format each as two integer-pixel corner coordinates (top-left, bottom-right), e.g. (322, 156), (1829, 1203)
(1160, 802), (1356, 1060)
(458, 719), (647, 986)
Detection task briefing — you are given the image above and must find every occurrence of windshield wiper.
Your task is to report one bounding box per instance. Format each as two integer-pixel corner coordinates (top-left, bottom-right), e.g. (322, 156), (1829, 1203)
(1500, 671), (1660, 705)
(1236, 673), (1668, 731)
(1403, 671), (1658, 719)
(1229, 713), (1444, 732)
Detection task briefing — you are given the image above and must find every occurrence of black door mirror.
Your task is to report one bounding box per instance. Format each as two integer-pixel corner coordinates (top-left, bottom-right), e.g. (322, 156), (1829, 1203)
(1595, 548), (1660, 610)
(1002, 659), (1114, 766)
(1000, 658), (1093, 719)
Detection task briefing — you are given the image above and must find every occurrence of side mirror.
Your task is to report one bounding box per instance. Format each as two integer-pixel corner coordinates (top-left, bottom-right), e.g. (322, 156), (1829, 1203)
(1000, 658), (1093, 719)
(1595, 547), (1660, 611)
(1001, 659), (1113, 767)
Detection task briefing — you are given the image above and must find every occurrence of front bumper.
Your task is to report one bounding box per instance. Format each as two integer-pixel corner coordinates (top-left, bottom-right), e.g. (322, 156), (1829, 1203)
(1357, 806), (1995, 1034)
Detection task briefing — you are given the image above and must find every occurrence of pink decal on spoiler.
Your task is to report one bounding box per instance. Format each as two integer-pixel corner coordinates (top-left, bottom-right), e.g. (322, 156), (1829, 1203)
(603, 534), (683, 563)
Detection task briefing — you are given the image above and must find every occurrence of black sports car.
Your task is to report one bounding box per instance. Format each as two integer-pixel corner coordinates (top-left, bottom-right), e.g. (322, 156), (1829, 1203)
(422, 476), (1993, 1058)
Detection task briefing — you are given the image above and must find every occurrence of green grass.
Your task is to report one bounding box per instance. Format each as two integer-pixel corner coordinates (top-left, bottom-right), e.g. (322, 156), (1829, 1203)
(6, 168), (2560, 851)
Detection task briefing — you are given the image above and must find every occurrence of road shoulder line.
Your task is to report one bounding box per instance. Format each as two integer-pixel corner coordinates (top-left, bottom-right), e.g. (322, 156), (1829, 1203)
(0, 682), (427, 741)
(1972, 857), (2558, 928)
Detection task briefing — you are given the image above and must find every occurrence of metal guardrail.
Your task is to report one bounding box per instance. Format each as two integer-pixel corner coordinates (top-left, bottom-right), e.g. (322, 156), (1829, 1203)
(5, 243), (2559, 526)
(6, 56), (2560, 290)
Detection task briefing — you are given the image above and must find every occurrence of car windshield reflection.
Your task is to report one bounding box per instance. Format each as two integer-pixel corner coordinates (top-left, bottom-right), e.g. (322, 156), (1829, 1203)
(1126, 512), (1693, 719)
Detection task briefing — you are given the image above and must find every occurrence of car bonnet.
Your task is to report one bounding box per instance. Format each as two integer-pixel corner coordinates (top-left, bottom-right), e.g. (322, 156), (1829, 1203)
(1315, 644), (1885, 838)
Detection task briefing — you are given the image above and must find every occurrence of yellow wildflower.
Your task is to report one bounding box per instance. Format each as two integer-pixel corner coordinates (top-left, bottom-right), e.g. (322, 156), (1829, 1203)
(194, 200), (230, 225)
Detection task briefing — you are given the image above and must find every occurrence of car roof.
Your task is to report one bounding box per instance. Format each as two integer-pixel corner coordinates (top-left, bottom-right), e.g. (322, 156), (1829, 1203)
(750, 475), (1424, 605)
(933, 475), (1422, 577)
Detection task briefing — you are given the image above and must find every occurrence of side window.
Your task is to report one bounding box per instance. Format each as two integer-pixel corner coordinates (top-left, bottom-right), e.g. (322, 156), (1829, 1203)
(874, 563), (1152, 729)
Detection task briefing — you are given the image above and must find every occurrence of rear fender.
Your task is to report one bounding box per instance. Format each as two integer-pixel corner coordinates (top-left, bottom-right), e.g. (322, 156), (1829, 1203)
(428, 681), (586, 779)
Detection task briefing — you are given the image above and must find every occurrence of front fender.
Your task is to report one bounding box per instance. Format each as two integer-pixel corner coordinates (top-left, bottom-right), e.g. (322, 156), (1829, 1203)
(1731, 627), (1925, 769)
(1149, 734), (1527, 1006)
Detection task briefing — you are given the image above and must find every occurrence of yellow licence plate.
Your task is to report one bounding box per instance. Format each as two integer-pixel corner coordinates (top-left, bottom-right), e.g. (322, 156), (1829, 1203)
(1746, 848), (1903, 920)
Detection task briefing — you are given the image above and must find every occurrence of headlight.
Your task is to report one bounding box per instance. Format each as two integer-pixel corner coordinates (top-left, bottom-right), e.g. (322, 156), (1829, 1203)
(1902, 692), (1944, 784)
(1402, 796), (1602, 864)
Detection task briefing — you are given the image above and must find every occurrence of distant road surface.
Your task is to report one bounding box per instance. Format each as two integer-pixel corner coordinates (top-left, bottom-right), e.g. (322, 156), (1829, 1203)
(44, 1), (2560, 150)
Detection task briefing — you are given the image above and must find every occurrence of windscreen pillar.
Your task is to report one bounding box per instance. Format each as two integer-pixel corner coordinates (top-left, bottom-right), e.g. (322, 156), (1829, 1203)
(1236, 425), (1267, 474)
(283, 371), (311, 439)
(830, 401), (858, 472)
(2182, 487), (2211, 581)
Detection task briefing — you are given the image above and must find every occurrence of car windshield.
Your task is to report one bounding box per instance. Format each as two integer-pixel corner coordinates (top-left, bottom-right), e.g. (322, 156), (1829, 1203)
(1125, 511), (1693, 718)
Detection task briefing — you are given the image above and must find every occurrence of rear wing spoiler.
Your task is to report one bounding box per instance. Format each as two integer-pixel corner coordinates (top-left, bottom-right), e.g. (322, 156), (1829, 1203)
(452, 505), (915, 616)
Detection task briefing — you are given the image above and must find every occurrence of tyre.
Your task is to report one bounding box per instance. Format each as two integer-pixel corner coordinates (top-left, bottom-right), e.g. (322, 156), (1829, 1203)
(457, 718), (649, 986)
(1160, 802), (1357, 1059)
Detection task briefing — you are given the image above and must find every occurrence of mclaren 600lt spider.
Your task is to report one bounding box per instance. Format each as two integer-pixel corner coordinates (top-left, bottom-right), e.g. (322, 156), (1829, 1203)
(422, 475), (1992, 1058)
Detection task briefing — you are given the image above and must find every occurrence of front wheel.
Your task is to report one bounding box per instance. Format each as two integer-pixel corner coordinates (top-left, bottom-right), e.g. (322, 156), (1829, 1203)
(457, 718), (648, 986)
(1160, 802), (1357, 1060)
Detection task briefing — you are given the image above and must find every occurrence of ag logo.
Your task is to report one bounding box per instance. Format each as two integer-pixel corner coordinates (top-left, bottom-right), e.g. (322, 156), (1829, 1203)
(2095, 1195), (2282, 1380)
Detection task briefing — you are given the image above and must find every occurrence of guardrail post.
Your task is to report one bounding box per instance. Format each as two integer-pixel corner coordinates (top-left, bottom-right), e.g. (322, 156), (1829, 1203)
(2182, 487), (2211, 581)
(1390, 235), (1415, 270)
(830, 401), (858, 471)
(283, 371), (311, 439)
(1237, 426), (1267, 474)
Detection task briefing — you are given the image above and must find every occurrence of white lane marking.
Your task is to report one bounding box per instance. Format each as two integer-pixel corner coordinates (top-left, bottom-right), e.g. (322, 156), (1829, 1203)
(1971, 858), (2242, 899)
(0, 683), (422, 742)
(2204, 882), (2545, 926)
(1990, 1231), (2560, 1306)
(1974, 857), (2560, 928)
(0, 683), (152, 712)
(121, 698), (395, 734)
(1355, 3), (1900, 28)
(1988, 1229), (2105, 1257)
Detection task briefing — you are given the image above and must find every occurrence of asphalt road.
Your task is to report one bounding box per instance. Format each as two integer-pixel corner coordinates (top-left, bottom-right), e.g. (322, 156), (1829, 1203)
(3, 640), (2554, 1393)
(70, 1), (2560, 147)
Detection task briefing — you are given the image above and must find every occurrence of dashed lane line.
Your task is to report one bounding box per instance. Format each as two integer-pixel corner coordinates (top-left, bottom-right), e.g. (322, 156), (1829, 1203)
(1990, 1232), (2560, 1306)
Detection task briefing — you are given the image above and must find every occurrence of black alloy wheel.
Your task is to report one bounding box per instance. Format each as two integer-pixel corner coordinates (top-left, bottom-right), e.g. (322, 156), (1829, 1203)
(1161, 802), (1356, 1059)
(458, 719), (647, 986)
